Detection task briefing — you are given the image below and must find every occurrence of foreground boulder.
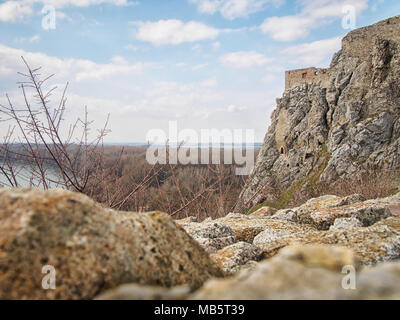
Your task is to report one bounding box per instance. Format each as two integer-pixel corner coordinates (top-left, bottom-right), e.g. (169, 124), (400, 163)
(95, 284), (191, 300)
(191, 245), (400, 300)
(0, 188), (222, 299)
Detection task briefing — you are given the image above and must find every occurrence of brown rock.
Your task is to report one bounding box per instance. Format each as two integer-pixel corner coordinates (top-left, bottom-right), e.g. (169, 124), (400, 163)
(0, 188), (222, 300)
(191, 244), (400, 300)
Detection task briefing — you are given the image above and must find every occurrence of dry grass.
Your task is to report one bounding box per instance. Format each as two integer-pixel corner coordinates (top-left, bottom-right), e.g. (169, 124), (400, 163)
(285, 169), (400, 209)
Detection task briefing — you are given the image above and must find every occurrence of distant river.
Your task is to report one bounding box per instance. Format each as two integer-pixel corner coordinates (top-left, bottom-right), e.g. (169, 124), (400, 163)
(0, 160), (62, 188)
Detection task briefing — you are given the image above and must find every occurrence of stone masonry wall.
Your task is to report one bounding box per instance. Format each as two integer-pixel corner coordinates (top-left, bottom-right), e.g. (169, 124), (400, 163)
(285, 67), (330, 90)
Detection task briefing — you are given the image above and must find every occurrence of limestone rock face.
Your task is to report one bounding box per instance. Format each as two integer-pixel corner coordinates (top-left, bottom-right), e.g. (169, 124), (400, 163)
(178, 221), (237, 253)
(254, 222), (400, 266)
(213, 214), (279, 243)
(296, 194), (367, 225)
(252, 219), (318, 246)
(191, 244), (400, 300)
(236, 16), (400, 211)
(210, 242), (263, 275)
(309, 204), (391, 230)
(0, 188), (222, 300)
(271, 208), (298, 222)
(248, 206), (277, 217)
(329, 217), (364, 230)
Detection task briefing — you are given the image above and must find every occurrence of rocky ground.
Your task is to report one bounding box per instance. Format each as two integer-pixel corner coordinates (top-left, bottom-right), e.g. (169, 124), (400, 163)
(1, 188), (400, 300)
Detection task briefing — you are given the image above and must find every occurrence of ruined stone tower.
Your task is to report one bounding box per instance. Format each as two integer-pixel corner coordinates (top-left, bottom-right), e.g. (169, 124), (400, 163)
(285, 67), (330, 90)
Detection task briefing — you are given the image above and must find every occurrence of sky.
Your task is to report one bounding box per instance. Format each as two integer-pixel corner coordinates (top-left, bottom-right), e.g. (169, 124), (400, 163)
(0, 0), (399, 143)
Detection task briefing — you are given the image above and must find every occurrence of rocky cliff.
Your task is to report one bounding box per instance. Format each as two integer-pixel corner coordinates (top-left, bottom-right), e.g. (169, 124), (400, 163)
(237, 16), (400, 211)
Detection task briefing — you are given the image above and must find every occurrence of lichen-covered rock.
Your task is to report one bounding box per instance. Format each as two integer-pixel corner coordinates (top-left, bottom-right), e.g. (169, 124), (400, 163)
(254, 223), (400, 265)
(271, 208), (298, 222)
(375, 216), (400, 232)
(295, 194), (367, 226)
(95, 284), (191, 300)
(364, 193), (400, 207)
(249, 206), (277, 217)
(210, 242), (263, 276)
(0, 188), (222, 300)
(191, 244), (400, 300)
(180, 221), (237, 253)
(252, 219), (318, 247)
(329, 217), (363, 230)
(310, 204), (392, 230)
(213, 215), (276, 243)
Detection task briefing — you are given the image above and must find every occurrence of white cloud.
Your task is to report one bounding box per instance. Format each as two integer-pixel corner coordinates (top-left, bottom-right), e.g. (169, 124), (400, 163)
(189, 0), (283, 20)
(0, 0), (131, 22)
(191, 44), (201, 51)
(23, 0), (130, 9)
(110, 55), (127, 64)
(261, 16), (314, 42)
(281, 36), (343, 66)
(200, 77), (217, 87)
(227, 104), (247, 112)
(212, 41), (221, 49)
(220, 51), (272, 68)
(134, 19), (220, 45)
(0, 1), (33, 22)
(124, 44), (138, 51)
(192, 63), (208, 71)
(1, 42), (269, 142)
(15, 34), (40, 43)
(0, 43), (144, 82)
(260, 0), (368, 41)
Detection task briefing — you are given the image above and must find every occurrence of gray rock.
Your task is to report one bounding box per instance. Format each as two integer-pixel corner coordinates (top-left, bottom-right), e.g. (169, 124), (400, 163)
(253, 227), (296, 246)
(181, 222), (237, 253)
(329, 217), (363, 230)
(271, 209), (298, 222)
(211, 242), (263, 276)
(310, 204), (392, 230)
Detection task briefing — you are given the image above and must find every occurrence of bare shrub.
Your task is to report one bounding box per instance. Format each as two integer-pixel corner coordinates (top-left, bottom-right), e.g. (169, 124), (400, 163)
(0, 59), (251, 219)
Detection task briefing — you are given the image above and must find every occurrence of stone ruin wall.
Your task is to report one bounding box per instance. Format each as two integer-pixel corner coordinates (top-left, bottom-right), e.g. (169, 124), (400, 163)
(285, 67), (330, 90)
(284, 16), (400, 91)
